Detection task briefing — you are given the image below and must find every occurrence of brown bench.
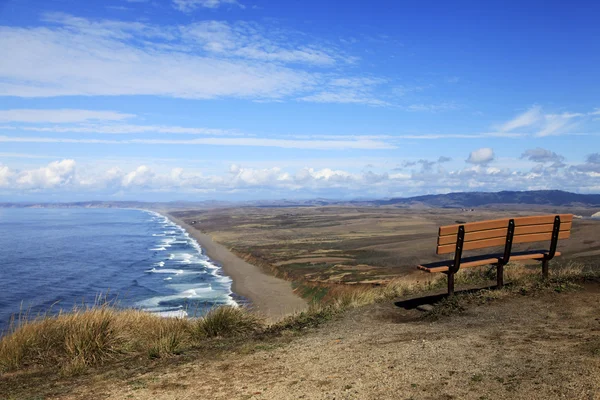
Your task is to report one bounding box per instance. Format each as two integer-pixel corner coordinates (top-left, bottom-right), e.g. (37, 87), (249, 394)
(417, 214), (573, 295)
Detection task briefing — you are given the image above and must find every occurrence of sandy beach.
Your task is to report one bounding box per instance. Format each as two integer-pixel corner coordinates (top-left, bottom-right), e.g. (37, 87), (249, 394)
(165, 213), (308, 321)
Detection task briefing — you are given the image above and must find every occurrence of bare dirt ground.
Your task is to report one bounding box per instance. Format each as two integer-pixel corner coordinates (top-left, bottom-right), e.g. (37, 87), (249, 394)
(58, 283), (600, 400)
(170, 206), (600, 284)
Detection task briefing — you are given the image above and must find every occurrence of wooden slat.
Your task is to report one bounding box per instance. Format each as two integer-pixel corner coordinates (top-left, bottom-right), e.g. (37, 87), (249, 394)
(436, 230), (571, 254)
(438, 214), (573, 236)
(418, 264), (450, 273)
(417, 251), (563, 273)
(418, 257), (500, 273)
(437, 222), (572, 246)
(509, 251), (561, 261)
(461, 257), (502, 269)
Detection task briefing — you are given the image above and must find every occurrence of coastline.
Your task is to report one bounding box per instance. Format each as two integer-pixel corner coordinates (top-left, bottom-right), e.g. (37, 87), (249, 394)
(163, 212), (308, 321)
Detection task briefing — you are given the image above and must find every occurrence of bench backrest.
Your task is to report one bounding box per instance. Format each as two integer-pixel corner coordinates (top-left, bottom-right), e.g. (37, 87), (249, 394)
(436, 214), (573, 255)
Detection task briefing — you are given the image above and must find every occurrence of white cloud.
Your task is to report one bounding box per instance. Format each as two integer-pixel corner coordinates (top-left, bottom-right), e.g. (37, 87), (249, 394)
(121, 165), (155, 187)
(15, 159), (76, 189)
(230, 165), (289, 186)
(0, 14), (379, 102)
(498, 105), (590, 137)
(0, 164), (13, 187)
(0, 109), (135, 123)
(182, 21), (339, 66)
(405, 102), (458, 112)
(1, 156), (599, 197)
(0, 15), (319, 99)
(466, 148), (495, 165)
(537, 112), (582, 137)
(298, 77), (389, 106)
(3, 124), (232, 135)
(172, 0), (244, 12)
(0, 135), (395, 150)
(295, 167), (353, 184)
(299, 91), (389, 106)
(499, 105), (543, 131)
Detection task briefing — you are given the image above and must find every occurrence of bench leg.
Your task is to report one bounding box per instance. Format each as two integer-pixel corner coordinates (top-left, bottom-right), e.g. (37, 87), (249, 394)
(447, 273), (454, 296)
(497, 263), (504, 288)
(542, 259), (549, 279)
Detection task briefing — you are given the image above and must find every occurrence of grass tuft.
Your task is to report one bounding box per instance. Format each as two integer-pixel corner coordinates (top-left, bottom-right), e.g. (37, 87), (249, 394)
(0, 306), (196, 374)
(193, 306), (263, 339)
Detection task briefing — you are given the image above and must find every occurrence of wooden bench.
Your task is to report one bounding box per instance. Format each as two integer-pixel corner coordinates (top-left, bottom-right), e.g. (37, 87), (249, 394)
(417, 214), (573, 295)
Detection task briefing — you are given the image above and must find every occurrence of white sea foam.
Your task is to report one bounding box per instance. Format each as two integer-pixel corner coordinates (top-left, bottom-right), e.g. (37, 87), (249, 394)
(145, 268), (184, 275)
(157, 309), (188, 318)
(141, 209), (239, 311)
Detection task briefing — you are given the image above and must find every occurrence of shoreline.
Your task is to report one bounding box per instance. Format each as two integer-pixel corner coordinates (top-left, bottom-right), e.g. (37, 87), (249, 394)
(163, 212), (308, 322)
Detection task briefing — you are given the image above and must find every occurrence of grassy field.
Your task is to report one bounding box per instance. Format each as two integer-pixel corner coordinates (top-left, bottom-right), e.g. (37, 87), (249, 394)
(171, 206), (600, 284)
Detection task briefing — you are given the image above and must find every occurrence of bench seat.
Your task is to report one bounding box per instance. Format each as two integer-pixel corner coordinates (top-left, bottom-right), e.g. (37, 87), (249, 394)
(417, 214), (572, 295)
(418, 250), (562, 273)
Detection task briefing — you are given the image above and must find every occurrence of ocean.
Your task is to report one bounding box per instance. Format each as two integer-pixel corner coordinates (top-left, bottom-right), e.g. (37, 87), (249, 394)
(0, 208), (237, 332)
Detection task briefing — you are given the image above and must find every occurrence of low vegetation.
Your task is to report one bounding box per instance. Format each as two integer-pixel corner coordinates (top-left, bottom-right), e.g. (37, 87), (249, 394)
(1, 261), (597, 379)
(172, 207), (600, 284)
(0, 304), (261, 375)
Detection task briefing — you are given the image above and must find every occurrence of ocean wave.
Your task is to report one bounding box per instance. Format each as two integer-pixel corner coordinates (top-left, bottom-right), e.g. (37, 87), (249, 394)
(156, 309), (188, 318)
(145, 267), (184, 275)
(142, 210), (238, 312)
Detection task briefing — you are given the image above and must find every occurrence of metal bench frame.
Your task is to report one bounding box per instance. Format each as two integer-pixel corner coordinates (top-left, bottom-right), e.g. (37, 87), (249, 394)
(445, 215), (562, 295)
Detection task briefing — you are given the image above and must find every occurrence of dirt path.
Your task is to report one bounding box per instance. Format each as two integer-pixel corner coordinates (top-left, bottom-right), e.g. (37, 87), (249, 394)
(166, 214), (308, 321)
(67, 285), (600, 400)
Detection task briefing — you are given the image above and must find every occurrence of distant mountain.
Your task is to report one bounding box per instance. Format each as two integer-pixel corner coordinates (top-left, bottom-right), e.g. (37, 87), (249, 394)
(367, 190), (600, 208)
(1, 190), (599, 209)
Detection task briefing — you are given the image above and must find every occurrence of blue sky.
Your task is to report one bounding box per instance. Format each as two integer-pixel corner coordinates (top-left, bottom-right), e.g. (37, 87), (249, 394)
(0, 0), (599, 201)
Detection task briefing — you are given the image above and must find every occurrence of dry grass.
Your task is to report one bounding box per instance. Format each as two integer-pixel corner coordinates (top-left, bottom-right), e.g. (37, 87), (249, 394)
(0, 304), (260, 375)
(423, 261), (597, 319)
(1, 261), (595, 378)
(173, 206), (600, 284)
(298, 261), (597, 318)
(193, 306), (263, 338)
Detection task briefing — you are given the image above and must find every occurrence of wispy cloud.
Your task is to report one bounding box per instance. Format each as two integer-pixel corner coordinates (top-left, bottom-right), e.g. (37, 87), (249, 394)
(181, 20), (344, 66)
(499, 105), (543, 131)
(299, 91), (390, 107)
(0, 14), (362, 101)
(172, 0), (244, 12)
(405, 102), (458, 112)
(537, 112), (583, 137)
(0, 136), (395, 150)
(298, 77), (390, 106)
(0, 152), (61, 159)
(497, 105), (593, 137)
(1, 124), (235, 135)
(0, 109), (135, 123)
